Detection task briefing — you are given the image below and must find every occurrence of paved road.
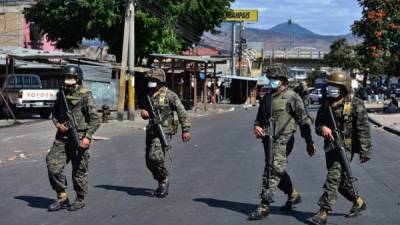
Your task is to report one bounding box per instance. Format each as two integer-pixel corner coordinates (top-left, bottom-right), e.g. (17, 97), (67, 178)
(0, 107), (399, 225)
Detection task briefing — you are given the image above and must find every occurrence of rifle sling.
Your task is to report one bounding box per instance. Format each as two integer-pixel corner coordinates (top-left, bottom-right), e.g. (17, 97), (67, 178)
(273, 118), (293, 140)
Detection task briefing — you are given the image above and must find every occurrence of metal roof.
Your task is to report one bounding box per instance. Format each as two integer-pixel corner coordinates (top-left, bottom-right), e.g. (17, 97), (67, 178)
(0, 58), (61, 69)
(150, 54), (228, 64)
(0, 47), (82, 60)
(217, 75), (259, 81)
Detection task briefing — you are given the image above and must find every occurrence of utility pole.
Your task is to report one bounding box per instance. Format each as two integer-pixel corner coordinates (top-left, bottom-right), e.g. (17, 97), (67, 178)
(127, 0), (135, 121)
(117, 0), (131, 121)
(231, 22), (236, 76)
(288, 19), (292, 51)
(238, 22), (244, 77)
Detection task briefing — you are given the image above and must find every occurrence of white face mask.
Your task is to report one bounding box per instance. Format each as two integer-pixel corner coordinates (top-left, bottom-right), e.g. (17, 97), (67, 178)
(326, 85), (340, 98)
(65, 78), (77, 86)
(148, 82), (158, 88)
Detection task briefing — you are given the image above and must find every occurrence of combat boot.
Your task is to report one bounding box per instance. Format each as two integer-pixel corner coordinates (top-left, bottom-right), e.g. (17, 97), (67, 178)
(155, 180), (169, 198)
(48, 192), (70, 212)
(308, 208), (328, 225)
(68, 196), (85, 211)
(346, 196), (367, 218)
(247, 202), (270, 220)
(280, 189), (302, 211)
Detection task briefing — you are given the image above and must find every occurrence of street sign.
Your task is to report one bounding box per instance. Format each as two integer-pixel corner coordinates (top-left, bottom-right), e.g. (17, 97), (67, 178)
(225, 9), (258, 22)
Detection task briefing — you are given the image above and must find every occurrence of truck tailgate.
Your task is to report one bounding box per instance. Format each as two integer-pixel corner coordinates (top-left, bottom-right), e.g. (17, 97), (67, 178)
(21, 89), (58, 101)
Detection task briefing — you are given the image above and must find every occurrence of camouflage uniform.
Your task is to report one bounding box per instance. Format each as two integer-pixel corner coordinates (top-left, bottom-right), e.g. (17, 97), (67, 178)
(254, 88), (313, 204)
(47, 86), (100, 198)
(315, 96), (371, 211)
(287, 81), (311, 157)
(145, 86), (191, 182)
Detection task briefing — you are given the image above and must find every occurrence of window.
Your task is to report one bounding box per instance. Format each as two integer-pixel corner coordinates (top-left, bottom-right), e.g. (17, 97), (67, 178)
(8, 76), (16, 88)
(23, 76), (31, 87)
(31, 76), (40, 88)
(15, 76), (23, 88)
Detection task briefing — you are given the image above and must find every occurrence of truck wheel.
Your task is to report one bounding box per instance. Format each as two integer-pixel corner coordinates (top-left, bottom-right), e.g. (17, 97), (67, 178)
(39, 110), (51, 119)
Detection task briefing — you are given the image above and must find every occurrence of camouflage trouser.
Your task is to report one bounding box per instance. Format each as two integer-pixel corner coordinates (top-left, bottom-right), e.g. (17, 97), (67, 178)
(46, 139), (90, 197)
(261, 134), (294, 204)
(145, 133), (171, 182)
(318, 150), (358, 211)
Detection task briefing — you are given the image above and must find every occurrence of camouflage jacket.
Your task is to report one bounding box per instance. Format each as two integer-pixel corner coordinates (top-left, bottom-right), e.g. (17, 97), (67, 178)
(255, 88), (313, 144)
(52, 86), (100, 140)
(146, 86), (191, 135)
(315, 96), (372, 158)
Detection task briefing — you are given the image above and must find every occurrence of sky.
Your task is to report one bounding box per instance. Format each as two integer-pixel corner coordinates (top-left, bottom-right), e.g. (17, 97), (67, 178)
(231, 0), (362, 35)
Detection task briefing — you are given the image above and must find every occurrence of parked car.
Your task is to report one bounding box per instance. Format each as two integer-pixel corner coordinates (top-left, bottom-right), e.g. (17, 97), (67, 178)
(0, 74), (58, 118)
(309, 88), (323, 104)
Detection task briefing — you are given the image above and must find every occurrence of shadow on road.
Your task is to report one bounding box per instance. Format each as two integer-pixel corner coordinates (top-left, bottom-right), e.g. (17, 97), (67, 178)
(193, 198), (345, 224)
(14, 196), (53, 209)
(95, 185), (154, 196)
(193, 198), (256, 215)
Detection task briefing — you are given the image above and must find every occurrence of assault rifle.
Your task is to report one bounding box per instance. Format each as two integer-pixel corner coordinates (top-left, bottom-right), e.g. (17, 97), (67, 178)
(328, 106), (358, 198)
(60, 87), (81, 156)
(261, 86), (275, 187)
(146, 95), (172, 162)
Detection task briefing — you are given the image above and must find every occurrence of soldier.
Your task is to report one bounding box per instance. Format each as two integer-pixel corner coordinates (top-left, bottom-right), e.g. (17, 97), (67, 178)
(295, 80), (310, 108)
(140, 68), (191, 198)
(308, 71), (371, 225)
(287, 78), (311, 169)
(248, 63), (317, 220)
(46, 65), (100, 212)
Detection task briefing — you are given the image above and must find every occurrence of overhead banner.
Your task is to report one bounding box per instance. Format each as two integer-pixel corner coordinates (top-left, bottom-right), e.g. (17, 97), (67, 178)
(225, 9), (259, 22)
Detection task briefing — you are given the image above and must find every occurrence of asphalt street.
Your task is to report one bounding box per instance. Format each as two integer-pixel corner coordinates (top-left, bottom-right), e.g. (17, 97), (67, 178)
(0, 107), (399, 225)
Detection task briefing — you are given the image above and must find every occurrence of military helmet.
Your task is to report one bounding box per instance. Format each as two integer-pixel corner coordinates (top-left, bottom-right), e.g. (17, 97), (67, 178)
(327, 71), (352, 94)
(265, 63), (290, 81)
(146, 68), (166, 83)
(62, 65), (83, 81)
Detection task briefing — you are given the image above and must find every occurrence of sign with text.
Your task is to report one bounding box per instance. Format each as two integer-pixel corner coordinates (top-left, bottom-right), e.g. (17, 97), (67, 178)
(225, 9), (258, 22)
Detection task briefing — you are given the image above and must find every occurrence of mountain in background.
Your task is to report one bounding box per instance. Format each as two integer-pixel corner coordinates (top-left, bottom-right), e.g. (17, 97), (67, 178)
(199, 22), (362, 53)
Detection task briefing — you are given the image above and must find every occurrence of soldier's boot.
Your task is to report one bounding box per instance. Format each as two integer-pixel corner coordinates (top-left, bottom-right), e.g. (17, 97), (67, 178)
(247, 202), (270, 220)
(308, 208), (328, 225)
(280, 189), (302, 211)
(68, 195), (85, 211)
(48, 192), (70, 212)
(346, 196), (367, 218)
(155, 179), (169, 198)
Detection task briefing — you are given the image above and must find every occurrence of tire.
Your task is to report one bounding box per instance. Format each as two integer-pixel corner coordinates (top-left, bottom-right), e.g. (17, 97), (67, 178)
(39, 110), (51, 119)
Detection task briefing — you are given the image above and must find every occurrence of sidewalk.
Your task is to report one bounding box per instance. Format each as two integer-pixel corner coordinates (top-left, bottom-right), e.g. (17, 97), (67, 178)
(0, 104), (242, 164)
(365, 102), (400, 136)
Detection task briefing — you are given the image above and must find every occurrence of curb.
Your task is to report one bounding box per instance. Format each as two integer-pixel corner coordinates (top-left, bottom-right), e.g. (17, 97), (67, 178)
(368, 115), (400, 136)
(383, 126), (400, 136)
(368, 116), (382, 127)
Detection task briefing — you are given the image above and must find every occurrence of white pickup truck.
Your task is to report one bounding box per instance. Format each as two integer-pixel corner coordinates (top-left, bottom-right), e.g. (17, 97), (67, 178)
(0, 74), (58, 119)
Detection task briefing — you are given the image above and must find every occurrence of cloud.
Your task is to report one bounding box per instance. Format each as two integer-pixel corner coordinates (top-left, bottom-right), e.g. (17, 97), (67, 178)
(231, 0), (362, 35)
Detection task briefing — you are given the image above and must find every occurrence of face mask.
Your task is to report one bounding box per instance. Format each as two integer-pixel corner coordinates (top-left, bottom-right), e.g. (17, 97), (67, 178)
(326, 85), (340, 98)
(269, 79), (281, 89)
(64, 78), (77, 86)
(148, 81), (158, 88)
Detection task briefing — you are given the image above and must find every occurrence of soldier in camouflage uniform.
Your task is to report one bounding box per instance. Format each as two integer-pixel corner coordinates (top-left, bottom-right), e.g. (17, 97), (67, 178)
(287, 78), (311, 165)
(46, 65), (100, 212)
(140, 68), (191, 198)
(308, 71), (372, 225)
(248, 63), (317, 220)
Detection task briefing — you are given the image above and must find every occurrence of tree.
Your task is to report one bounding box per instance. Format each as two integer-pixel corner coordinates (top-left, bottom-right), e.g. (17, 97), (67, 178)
(352, 0), (400, 84)
(324, 38), (361, 77)
(25, 0), (233, 64)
